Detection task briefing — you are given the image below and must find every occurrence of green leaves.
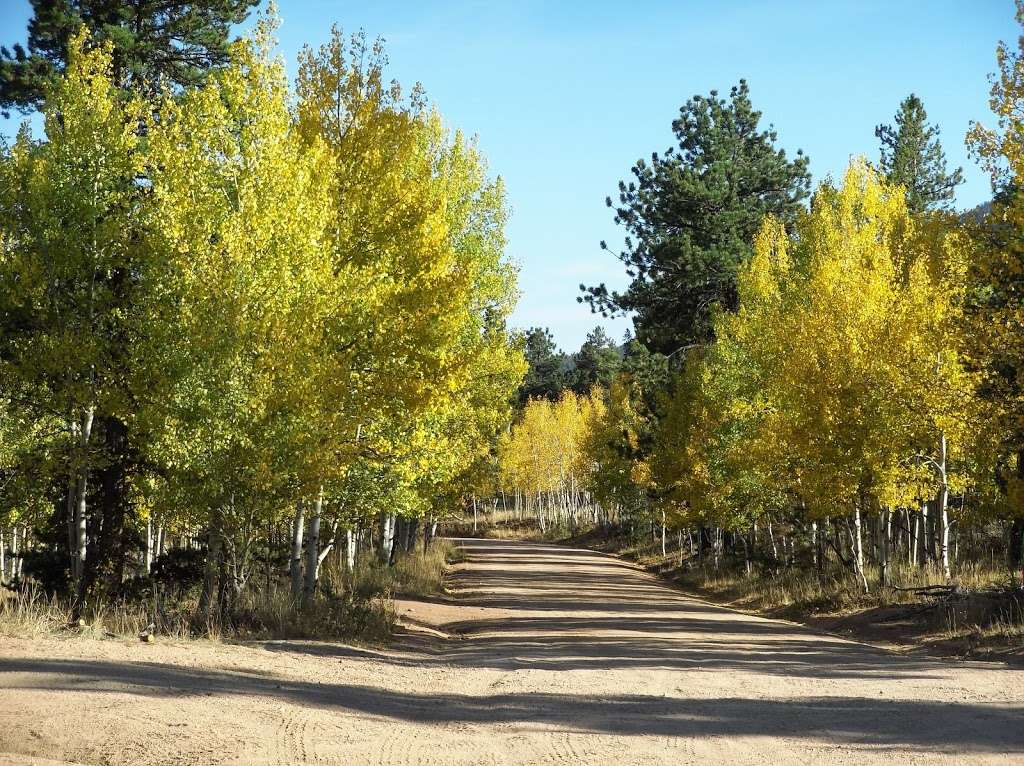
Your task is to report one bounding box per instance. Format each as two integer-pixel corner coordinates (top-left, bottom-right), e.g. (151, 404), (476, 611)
(582, 80), (811, 353)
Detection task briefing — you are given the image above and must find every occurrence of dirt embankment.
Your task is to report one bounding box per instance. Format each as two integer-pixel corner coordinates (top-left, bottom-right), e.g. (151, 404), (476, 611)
(2, 538), (1022, 765)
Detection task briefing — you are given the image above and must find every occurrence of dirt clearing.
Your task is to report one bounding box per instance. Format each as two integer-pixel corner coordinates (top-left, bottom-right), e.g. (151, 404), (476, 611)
(1, 538), (1021, 765)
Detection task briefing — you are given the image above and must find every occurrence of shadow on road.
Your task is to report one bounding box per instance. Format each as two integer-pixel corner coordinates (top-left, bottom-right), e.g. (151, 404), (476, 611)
(0, 656), (1020, 753)
(3, 538), (1020, 756)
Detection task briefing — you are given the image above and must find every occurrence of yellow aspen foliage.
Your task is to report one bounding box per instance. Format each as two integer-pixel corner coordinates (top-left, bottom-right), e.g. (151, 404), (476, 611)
(967, 0), (1024, 520)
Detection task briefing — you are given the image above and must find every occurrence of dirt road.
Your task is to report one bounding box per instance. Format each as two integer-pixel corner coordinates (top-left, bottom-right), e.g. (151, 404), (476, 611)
(1, 538), (1022, 765)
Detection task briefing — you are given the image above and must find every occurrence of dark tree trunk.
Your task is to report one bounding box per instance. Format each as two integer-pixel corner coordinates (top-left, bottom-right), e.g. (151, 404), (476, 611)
(80, 415), (133, 602)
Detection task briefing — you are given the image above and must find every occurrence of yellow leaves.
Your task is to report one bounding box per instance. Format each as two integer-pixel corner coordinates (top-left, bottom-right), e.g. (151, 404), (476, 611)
(653, 158), (983, 526)
(500, 391), (603, 497)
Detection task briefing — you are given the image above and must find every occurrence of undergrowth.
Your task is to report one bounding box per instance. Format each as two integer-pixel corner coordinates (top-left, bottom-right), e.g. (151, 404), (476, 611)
(0, 540), (456, 644)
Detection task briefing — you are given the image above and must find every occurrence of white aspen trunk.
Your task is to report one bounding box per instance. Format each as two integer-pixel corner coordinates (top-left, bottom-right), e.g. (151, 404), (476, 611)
(661, 510), (667, 557)
(811, 520), (819, 571)
(878, 507), (890, 588)
(919, 502), (929, 567)
(73, 407), (95, 586)
(157, 524), (165, 557)
(18, 526), (26, 578)
(677, 530), (684, 567)
(145, 516), (154, 574)
(0, 528), (5, 585)
(384, 514), (396, 563)
(303, 487), (323, 604)
(853, 506), (869, 593)
(938, 431), (951, 579)
(472, 495), (478, 533)
(768, 518), (778, 561)
(909, 509), (919, 566)
(380, 513), (391, 560)
(289, 501), (305, 603)
(346, 528), (356, 571)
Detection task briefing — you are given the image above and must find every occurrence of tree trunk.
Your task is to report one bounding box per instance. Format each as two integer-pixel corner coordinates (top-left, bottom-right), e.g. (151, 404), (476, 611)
(1010, 450), (1024, 586)
(853, 505), (869, 593)
(65, 475), (75, 573)
(389, 516), (401, 566)
(0, 528), (5, 585)
(918, 502), (930, 567)
(290, 501), (305, 604)
(82, 414), (134, 600)
(878, 507), (890, 588)
(145, 516), (154, 575)
(73, 408), (95, 590)
(303, 488), (323, 606)
(379, 514), (391, 561)
(1010, 517), (1024, 587)
(937, 431), (952, 579)
(910, 508), (919, 566)
(9, 527), (18, 582)
(346, 527), (356, 571)
(406, 517), (418, 552)
(199, 508), (224, 618)
(811, 520), (820, 572)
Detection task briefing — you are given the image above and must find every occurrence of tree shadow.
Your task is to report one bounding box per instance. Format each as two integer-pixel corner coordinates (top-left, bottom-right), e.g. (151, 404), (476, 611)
(1, 657), (1020, 753)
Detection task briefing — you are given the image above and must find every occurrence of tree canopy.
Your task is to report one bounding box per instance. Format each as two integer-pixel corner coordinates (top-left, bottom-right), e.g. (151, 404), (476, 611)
(580, 80), (811, 353)
(0, 0), (258, 114)
(876, 94), (964, 213)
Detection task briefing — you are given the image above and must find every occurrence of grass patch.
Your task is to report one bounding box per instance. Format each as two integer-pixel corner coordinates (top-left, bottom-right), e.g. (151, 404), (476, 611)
(0, 539), (460, 644)
(338, 538), (456, 601)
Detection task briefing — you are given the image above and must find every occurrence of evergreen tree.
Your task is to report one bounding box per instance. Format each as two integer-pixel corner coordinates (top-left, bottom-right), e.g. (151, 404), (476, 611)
(876, 94), (964, 213)
(519, 327), (568, 404)
(569, 326), (621, 393)
(580, 80), (811, 354)
(0, 0), (257, 115)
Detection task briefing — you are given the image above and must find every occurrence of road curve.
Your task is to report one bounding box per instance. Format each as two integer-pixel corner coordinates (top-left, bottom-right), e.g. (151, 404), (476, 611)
(1, 537), (1022, 765)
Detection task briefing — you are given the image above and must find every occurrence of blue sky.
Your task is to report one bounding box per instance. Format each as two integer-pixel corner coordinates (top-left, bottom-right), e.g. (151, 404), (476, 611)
(0, 1), (1015, 351)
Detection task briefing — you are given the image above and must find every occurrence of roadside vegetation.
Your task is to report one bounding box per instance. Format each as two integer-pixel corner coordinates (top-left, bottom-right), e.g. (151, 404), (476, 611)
(0, 4), (521, 642)
(0, 538), (456, 642)
(450, 4), (1024, 661)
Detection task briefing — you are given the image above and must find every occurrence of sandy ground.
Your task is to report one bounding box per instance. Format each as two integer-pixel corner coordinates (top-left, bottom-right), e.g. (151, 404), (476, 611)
(0, 538), (1022, 766)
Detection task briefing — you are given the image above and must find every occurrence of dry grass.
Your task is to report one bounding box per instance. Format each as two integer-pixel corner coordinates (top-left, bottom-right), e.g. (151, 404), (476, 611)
(341, 539), (456, 600)
(683, 560), (1013, 616)
(0, 540), (460, 644)
(547, 521), (1024, 659)
(0, 584), (394, 643)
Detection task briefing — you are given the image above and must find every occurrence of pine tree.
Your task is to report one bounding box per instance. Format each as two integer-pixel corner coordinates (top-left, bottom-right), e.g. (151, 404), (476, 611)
(580, 80), (811, 354)
(569, 326), (621, 394)
(518, 327), (569, 404)
(0, 0), (258, 115)
(876, 94), (964, 213)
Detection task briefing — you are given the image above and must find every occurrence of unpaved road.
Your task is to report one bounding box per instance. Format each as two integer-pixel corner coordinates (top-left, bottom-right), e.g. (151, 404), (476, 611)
(1, 538), (1022, 765)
